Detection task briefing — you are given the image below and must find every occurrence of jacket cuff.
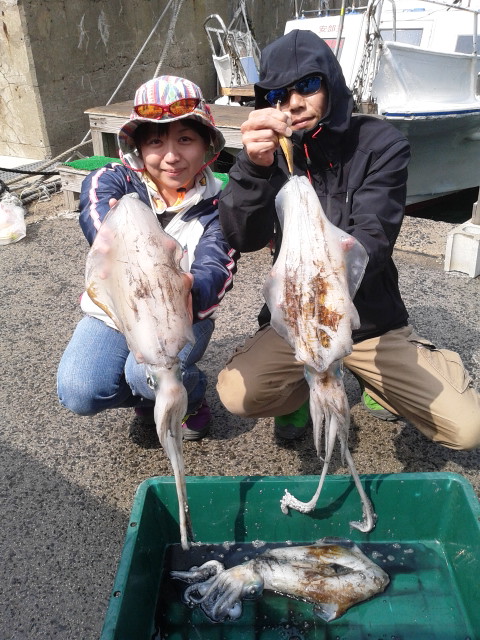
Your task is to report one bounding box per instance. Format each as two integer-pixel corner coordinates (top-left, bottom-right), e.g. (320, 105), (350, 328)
(236, 149), (279, 180)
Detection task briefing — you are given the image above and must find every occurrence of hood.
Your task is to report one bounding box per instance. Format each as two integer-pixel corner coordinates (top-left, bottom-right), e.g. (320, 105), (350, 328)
(254, 29), (353, 135)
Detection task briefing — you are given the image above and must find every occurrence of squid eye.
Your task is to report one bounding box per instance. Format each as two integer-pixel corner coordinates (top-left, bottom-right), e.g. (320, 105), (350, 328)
(243, 579), (263, 599)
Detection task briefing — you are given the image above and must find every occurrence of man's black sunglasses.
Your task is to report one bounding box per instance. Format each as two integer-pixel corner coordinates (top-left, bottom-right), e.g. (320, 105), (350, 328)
(264, 75), (323, 107)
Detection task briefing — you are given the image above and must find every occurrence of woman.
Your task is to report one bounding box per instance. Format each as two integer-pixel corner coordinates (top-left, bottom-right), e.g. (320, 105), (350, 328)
(58, 76), (237, 441)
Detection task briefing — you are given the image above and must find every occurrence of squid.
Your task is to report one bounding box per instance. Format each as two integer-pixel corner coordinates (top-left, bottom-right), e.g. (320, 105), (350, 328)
(171, 538), (389, 622)
(263, 135), (375, 531)
(85, 194), (194, 549)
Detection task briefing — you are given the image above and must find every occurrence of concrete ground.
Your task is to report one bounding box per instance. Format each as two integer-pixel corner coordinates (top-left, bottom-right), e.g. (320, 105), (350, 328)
(1, 191), (479, 639)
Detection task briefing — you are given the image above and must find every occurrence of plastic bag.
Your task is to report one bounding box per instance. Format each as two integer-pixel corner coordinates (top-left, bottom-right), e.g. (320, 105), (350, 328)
(0, 191), (27, 245)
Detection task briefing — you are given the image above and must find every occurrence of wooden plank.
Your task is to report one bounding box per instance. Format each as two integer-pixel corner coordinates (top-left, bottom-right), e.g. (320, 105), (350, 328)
(210, 104), (253, 128)
(58, 165), (90, 211)
(58, 165), (89, 191)
(88, 114), (126, 135)
(84, 101), (132, 118)
(85, 102), (253, 127)
(220, 84), (255, 98)
(90, 129), (105, 157)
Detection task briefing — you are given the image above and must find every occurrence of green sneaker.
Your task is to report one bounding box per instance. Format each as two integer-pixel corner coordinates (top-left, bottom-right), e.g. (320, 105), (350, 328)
(274, 400), (310, 440)
(361, 391), (399, 422)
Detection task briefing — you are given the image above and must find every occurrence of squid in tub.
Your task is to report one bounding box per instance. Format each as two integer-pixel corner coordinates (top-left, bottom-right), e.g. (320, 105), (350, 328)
(172, 537), (389, 622)
(85, 194), (194, 550)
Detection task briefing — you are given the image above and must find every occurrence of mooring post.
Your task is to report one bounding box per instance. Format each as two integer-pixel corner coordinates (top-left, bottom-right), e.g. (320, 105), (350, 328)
(471, 187), (480, 225)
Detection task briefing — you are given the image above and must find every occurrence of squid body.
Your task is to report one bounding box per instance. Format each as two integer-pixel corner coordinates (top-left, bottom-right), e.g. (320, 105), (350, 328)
(172, 538), (389, 623)
(85, 194), (194, 549)
(263, 174), (375, 531)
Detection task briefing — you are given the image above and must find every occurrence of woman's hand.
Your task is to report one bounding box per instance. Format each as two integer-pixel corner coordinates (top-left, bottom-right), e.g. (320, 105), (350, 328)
(91, 199), (119, 279)
(241, 108), (292, 167)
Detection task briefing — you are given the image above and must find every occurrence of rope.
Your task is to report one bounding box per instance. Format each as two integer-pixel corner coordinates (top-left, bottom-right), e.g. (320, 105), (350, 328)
(18, 178), (62, 205)
(105, 0), (177, 105)
(0, 166), (59, 176)
(153, 0), (185, 78)
(5, 139), (93, 187)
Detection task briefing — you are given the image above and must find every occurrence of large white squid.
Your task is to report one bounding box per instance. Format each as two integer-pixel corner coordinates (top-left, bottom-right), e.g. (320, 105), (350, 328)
(263, 137), (375, 532)
(172, 538), (389, 622)
(85, 194), (194, 549)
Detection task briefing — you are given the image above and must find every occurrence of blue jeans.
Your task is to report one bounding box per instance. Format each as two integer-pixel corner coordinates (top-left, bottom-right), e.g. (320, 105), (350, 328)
(57, 315), (214, 416)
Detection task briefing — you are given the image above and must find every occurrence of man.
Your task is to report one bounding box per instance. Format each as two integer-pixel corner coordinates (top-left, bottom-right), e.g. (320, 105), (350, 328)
(216, 29), (480, 450)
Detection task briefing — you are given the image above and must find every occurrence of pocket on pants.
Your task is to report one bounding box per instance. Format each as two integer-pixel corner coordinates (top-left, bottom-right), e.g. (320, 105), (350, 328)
(409, 336), (472, 394)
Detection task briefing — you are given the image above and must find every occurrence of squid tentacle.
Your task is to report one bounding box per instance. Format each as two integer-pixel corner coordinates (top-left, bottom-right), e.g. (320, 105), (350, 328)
(171, 559), (224, 584)
(174, 561), (265, 622)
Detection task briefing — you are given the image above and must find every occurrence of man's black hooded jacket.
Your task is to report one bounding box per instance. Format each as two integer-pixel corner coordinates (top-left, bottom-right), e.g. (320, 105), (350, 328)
(219, 29), (411, 342)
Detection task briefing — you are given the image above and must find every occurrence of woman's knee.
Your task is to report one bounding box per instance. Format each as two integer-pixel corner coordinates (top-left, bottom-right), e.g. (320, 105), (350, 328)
(57, 361), (125, 416)
(57, 376), (99, 416)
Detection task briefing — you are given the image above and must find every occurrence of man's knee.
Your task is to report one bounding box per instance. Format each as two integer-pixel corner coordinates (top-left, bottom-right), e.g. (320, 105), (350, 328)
(423, 399), (480, 450)
(443, 415), (480, 450)
(217, 366), (258, 417)
(217, 364), (281, 418)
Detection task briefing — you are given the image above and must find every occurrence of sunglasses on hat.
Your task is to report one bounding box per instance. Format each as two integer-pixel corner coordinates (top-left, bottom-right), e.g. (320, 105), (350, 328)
(134, 98), (200, 119)
(264, 75), (323, 107)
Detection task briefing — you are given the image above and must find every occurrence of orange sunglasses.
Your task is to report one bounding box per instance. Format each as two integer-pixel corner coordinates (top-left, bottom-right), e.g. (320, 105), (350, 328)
(134, 98), (200, 119)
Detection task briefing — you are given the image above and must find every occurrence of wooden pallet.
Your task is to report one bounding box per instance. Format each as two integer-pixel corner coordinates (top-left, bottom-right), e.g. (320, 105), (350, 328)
(58, 164), (90, 210)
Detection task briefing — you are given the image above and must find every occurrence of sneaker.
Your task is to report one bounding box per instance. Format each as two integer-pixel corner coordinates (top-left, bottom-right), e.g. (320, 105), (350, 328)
(361, 391), (399, 422)
(274, 400), (310, 440)
(134, 406), (155, 425)
(182, 401), (212, 441)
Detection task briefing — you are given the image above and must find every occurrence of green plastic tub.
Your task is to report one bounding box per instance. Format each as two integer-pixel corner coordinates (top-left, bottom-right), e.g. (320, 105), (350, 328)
(100, 473), (480, 639)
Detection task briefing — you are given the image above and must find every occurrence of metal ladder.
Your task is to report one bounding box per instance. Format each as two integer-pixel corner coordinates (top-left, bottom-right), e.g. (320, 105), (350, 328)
(203, 2), (260, 89)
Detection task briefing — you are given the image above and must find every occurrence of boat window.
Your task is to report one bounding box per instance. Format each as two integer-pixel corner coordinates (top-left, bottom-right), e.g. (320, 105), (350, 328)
(455, 35), (479, 54)
(380, 29), (422, 46)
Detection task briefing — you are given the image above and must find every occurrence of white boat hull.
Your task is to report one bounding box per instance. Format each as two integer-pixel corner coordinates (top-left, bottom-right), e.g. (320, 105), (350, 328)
(388, 110), (480, 204)
(286, 0), (480, 204)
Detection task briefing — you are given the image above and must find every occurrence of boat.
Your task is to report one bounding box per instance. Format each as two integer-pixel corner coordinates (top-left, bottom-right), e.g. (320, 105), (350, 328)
(286, 0), (480, 205)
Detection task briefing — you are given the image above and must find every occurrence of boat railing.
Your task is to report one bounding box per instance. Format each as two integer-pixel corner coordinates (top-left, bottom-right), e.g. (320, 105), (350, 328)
(317, 0), (478, 55)
(293, 0), (328, 18)
(350, 0), (479, 109)
(381, 0), (478, 55)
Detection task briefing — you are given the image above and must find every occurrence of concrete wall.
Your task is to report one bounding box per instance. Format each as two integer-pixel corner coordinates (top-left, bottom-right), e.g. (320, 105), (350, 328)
(0, 0), (322, 161)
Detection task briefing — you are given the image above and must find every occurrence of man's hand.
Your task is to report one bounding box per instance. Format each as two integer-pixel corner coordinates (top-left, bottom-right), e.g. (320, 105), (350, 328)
(241, 108), (292, 167)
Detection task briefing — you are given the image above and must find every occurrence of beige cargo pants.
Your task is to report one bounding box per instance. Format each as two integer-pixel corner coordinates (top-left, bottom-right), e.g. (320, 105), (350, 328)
(217, 324), (480, 450)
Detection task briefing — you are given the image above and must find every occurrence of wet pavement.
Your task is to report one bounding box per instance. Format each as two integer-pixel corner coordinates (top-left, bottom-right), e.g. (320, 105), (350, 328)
(1, 193), (479, 638)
